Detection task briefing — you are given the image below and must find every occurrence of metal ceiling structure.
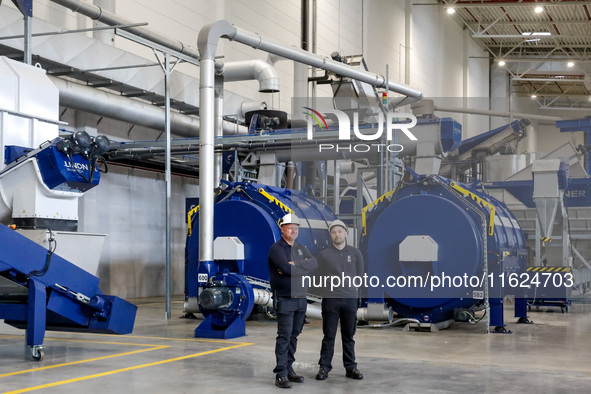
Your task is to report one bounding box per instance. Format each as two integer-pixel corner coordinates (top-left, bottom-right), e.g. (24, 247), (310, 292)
(440, 0), (591, 109)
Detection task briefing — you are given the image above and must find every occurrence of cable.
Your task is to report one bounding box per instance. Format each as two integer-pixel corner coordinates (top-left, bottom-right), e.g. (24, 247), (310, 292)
(357, 317), (421, 329)
(27, 229), (57, 278)
(68, 154), (90, 183)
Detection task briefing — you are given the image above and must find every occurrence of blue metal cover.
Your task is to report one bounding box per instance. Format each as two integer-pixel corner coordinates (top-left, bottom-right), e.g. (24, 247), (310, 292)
(36, 145), (100, 192)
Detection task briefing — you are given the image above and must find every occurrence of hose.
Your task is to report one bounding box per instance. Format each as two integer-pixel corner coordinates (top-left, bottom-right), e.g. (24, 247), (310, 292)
(358, 317), (421, 329)
(27, 229), (57, 278)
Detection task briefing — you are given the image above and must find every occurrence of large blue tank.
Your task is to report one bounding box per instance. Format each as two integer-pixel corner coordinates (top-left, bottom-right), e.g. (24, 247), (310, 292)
(361, 169), (528, 329)
(186, 181), (336, 304)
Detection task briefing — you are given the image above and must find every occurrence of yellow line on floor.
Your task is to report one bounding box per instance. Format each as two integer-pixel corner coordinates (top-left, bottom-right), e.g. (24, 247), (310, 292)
(0, 345), (168, 378)
(27, 331), (254, 345)
(1, 342), (252, 394)
(0, 331), (254, 345)
(42, 337), (164, 347)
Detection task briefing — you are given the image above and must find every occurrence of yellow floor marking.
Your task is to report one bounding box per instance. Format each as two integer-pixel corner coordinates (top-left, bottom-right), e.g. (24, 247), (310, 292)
(0, 345), (168, 378)
(1, 342), (252, 394)
(23, 331), (254, 345)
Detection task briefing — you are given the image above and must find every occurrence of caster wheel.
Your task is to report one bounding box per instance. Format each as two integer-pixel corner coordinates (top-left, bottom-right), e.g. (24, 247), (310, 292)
(29, 346), (44, 362)
(517, 317), (533, 324)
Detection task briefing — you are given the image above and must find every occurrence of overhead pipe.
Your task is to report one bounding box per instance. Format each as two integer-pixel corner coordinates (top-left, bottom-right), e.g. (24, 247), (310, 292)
(49, 0), (201, 61)
(219, 60), (280, 93)
(433, 105), (564, 122)
(49, 0), (278, 113)
(50, 77), (247, 136)
(223, 25), (423, 100)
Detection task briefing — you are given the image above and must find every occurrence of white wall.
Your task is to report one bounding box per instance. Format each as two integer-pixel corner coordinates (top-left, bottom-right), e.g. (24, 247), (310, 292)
(410, 0), (490, 140)
(0, 0), (492, 298)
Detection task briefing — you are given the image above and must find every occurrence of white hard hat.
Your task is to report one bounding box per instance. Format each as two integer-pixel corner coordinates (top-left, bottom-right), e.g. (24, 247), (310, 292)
(329, 219), (348, 233)
(279, 213), (300, 226)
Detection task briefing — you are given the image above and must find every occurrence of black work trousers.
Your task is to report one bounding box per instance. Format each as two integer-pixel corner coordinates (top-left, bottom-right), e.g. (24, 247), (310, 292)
(318, 297), (358, 372)
(273, 297), (307, 377)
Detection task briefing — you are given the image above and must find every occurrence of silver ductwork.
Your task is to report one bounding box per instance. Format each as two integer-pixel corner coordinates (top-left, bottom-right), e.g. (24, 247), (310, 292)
(49, 0), (201, 61)
(220, 60), (280, 93)
(50, 76), (247, 136)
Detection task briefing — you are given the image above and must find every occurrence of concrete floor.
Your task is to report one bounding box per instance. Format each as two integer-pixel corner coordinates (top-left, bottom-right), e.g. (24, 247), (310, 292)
(1, 297), (591, 393)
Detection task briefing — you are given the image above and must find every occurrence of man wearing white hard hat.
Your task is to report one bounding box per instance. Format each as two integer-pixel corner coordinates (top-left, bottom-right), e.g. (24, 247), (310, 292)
(268, 213), (318, 389)
(315, 219), (364, 382)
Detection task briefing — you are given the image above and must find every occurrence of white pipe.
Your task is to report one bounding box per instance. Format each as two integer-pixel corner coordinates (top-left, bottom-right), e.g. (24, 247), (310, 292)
(50, 76), (247, 136)
(199, 56), (216, 263)
(49, 0), (201, 60)
(306, 302), (322, 320)
(226, 25), (423, 100)
(220, 60), (280, 93)
(434, 105), (564, 122)
(252, 288), (273, 307)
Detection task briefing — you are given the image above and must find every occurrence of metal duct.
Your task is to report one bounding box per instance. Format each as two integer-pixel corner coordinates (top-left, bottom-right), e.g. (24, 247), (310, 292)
(50, 76), (247, 136)
(220, 60), (280, 93)
(49, 0), (200, 61)
(224, 24), (423, 100)
(434, 105), (563, 122)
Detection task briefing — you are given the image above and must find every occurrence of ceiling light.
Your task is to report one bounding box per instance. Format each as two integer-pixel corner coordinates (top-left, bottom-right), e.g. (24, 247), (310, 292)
(521, 31), (551, 36)
(567, 61), (575, 67)
(498, 60), (506, 66)
(531, 95), (537, 99)
(535, 6), (544, 14)
(447, 8), (455, 14)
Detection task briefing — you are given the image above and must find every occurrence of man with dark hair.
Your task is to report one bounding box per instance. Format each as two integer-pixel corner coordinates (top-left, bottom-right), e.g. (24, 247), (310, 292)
(316, 220), (364, 381)
(268, 213), (318, 389)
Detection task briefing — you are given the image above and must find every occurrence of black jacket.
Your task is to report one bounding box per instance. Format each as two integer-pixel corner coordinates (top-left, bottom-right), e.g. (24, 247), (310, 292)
(316, 244), (365, 298)
(268, 238), (318, 298)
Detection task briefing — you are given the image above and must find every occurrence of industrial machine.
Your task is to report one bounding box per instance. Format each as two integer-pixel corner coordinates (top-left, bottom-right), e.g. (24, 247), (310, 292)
(0, 130), (110, 230)
(360, 168), (529, 332)
(0, 224), (137, 361)
(185, 181), (336, 338)
(0, 56), (137, 360)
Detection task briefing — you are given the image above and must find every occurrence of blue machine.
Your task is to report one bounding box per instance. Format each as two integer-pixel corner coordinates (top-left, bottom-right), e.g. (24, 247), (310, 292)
(3, 130), (109, 193)
(0, 224), (137, 360)
(186, 181), (336, 338)
(360, 169), (529, 331)
(1, 131), (111, 231)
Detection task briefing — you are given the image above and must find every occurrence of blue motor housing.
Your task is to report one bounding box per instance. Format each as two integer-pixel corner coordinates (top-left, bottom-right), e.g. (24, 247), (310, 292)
(4, 133), (107, 193)
(36, 144), (100, 192)
(361, 169), (528, 327)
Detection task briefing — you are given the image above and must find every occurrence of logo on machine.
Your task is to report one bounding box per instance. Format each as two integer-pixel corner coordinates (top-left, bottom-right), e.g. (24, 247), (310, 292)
(304, 107), (418, 153)
(64, 160), (89, 171)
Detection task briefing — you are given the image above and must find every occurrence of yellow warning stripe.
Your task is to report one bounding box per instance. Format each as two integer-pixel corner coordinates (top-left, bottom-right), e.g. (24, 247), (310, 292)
(187, 190), (222, 235)
(257, 188), (293, 218)
(449, 181), (496, 236)
(526, 267), (572, 272)
(361, 187), (396, 236)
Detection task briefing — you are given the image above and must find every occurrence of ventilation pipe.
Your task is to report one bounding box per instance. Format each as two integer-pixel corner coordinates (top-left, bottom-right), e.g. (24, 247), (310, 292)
(50, 76), (247, 136)
(433, 105), (563, 123)
(198, 20), (424, 264)
(49, 0), (200, 60)
(219, 60), (280, 93)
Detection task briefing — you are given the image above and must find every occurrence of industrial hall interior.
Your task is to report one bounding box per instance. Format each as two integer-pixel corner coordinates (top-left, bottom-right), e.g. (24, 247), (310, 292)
(1, 0), (591, 392)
